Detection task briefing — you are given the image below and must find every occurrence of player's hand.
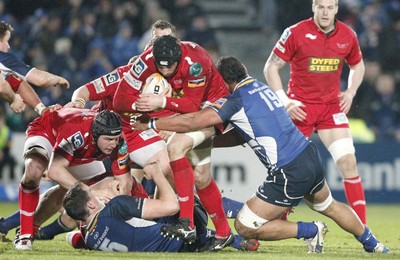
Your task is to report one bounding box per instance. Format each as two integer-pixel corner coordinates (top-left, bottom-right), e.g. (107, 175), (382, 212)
(54, 77), (70, 89)
(9, 93), (26, 113)
(64, 101), (85, 108)
(158, 130), (174, 141)
(130, 116), (150, 131)
(92, 188), (116, 204)
(286, 100), (306, 121)
(108, 180), (125, 196)
(339, 91), (354, 114)
(41, 103), (62, 115)
(135, 93), (164, 112)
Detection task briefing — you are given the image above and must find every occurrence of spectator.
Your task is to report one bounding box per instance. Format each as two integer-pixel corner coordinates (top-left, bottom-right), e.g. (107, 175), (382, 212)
(182, 14), (220, 60)
(365, 73), (400, 142)
(109, 21), (140, 67)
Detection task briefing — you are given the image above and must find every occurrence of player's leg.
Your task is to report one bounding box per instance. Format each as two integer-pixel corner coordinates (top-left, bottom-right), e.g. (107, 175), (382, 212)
(0, 211), (19, 241)
(318, 127), (367, 224)
(15, 136), (52, 250)
(188, 142), (233, 251)
(164, 132), (196, 240)
(305, 181), (388, 253)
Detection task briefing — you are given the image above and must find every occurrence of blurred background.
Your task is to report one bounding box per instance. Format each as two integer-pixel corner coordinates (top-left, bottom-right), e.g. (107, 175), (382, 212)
(0, 0), (399, 204)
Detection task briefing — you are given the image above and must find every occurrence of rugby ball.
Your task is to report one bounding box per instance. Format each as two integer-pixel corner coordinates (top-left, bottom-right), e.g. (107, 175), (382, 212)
(141, 73), (171, 96)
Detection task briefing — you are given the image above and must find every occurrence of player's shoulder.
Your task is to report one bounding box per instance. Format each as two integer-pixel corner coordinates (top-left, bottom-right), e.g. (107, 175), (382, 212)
(180, 41), (213, 73)
(287, 18), (313, 34)
(335, 19), (358, 37)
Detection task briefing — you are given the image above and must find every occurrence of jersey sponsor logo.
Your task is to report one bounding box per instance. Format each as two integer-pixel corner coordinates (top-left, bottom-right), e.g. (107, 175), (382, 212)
(275, 42), (285, 53)
(59, 131), (84, 155)
(280, 28), (291, 44)
(305, 33), (317, 40)
(125, 73), (142, 91)
(189, 62), (203, 77)
(104, 71), (121, 85)
(131, 58), (147, 78)
(308, 57), (341, 72)
(139, 129), (157, 140)
(332, 112), (348, 125)
(118, 153), (129, 170)
(93, 78), (105, 93)
(188, 77), (206, 88)
(212, 98), (227, 109)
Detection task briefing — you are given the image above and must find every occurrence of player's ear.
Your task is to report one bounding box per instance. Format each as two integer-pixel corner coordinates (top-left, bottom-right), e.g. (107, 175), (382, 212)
(87, 199), (96, 210)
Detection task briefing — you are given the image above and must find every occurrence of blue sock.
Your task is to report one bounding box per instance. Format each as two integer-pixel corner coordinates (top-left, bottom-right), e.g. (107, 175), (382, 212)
(230, 234), (245, 250)
(296, 222), (317, 239)
(222, 197), (243, 218)
(205, 228), (243, 250)
(355, 226), (378, 252)
(0, 210), (20, 234)
(38, 217), (73, 239)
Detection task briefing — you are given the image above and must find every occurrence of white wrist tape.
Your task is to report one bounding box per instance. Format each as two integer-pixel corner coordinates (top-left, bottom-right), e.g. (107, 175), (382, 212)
(275, 89), (290, 107)
(34, 103), (46, 115)
(73, 97), (86, 107)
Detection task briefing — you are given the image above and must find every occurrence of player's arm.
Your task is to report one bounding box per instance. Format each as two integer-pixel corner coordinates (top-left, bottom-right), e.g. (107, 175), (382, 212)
(264, 52), (286, 91)
(340, 59), (365, 114)
(135, 107), (223, 133)
(140, 162), (179, 219)
(264, 52), (305, 120)
(16, 80), (52, 115)
(26, 68), (70, 89)
(0, 76), (25, 113)
(64, 85), (90, 108)
(47, 153), (80, 189)
(113, 73), (142, 113)
(113, 172), (133, 196)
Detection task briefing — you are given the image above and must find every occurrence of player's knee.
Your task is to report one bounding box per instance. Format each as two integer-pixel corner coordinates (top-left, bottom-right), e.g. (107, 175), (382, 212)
(327, 138), (355, 163)
(167, 141), (191, 160)
(194, 170), (212, 189)
(235, 204), (268, 238)
(336, 154), (357, 174)
(305, 192), (333, 212)
(24, 154), (48, 182)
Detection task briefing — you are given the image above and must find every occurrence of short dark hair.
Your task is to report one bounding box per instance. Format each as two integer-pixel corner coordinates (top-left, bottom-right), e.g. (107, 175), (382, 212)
(0, 21), (13, 41)
(216, 56), (247, 84)
(63, 183), (90, 221)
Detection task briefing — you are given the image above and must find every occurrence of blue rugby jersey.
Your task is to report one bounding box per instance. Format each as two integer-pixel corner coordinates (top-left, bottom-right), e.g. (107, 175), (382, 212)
(0, 51), (33, 79)
(84, 196), (183, 252)
(210, 76), (309, 169)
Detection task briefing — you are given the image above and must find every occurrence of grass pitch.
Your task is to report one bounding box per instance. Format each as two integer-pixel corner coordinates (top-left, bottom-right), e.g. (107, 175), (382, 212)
(0, 202), (398, 259)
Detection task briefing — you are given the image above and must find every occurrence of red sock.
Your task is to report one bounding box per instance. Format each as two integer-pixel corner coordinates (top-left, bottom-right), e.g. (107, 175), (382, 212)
(170, 158), (195, 228)
(197, 179), (231, 237)
(19, 183), (39, 236)
(343, 176), (367, 224)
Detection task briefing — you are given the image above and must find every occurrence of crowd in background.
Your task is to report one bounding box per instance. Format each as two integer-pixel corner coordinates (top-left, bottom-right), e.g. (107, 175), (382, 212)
(0, 0), (400, 172)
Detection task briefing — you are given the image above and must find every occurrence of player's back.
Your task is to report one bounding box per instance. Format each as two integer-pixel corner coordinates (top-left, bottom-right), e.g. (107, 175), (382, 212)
(85, 208), (183, 252)
(228, 77), (309, 167)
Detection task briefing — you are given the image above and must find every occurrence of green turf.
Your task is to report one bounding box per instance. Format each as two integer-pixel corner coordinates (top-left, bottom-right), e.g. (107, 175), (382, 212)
(0, 202), (398, 259)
